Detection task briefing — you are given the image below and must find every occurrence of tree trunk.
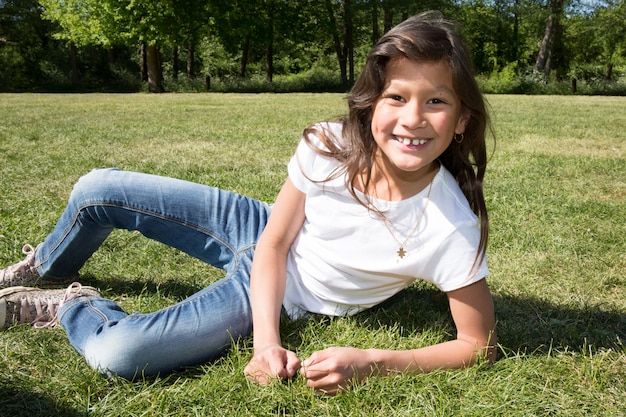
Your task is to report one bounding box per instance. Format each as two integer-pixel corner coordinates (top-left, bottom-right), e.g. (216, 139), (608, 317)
(172, 46), (179, 79)
(534, 0), (563, 79)
(534, 14), (555, 75)
(266, 42), (274, 83)
(146, 44), (164, 93)
(383, 1), (393, 33)
(344, 0), (354, 83)
(187, 42), (195, 78)
(371, 0), (379, 45)
(240, 36), (250, 78)
(325, 0), (347, 84)
(266, 10), (274, 83)
(544, 37), (554, 77)
(140, 42), (148, 82)
(605, 62), (613, 81)
(69, 42), (81, 88)
(512, 0), (519, 65)
(108, 48), (117, 65)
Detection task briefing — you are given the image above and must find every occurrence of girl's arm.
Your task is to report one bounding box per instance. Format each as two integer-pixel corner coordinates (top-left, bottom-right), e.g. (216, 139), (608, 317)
(300, 279), (496, 394)
(244, 178), (306, 384)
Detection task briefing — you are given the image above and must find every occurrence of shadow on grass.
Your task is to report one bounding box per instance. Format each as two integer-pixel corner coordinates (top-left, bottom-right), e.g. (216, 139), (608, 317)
(354, 284), (625, 356)
(0, 382), (84, 417)
(492, 292), (625, 354)
(81, 274), (207, 301)
(81, 275), (624, 359)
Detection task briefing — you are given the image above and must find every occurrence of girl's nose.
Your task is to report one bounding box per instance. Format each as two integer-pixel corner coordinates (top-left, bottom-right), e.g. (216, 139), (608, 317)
(401, 103), (427, 130)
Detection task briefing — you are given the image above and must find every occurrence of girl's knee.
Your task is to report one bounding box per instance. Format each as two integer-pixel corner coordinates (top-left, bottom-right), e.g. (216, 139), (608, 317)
(82, 334), (151, 379)
(74, 168), (119, 193)
(69, 168), (123, 208)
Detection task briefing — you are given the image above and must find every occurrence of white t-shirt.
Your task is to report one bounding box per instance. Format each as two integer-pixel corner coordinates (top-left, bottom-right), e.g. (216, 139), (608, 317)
(282, 122), (489, 319)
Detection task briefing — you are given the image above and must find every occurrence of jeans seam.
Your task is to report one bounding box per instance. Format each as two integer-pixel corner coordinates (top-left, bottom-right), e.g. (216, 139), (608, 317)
(39, 200), (237, 267)
(59, 297), (109, 324)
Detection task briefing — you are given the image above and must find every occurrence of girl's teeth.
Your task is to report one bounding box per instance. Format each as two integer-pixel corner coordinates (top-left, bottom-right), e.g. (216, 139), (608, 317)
(399, 137), (427, 145)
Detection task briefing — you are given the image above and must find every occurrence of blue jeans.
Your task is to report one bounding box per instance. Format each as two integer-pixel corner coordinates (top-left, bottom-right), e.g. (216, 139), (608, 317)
(37, 168), (272, 379)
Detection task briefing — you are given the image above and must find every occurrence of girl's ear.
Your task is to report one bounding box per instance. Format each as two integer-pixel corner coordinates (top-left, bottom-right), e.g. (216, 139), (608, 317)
(455, 110), (471, 134)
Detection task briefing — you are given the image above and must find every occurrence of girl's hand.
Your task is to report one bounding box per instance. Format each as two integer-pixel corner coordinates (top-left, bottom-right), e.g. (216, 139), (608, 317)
(300, 347), (376, 395)
(244, 344), (301, 385)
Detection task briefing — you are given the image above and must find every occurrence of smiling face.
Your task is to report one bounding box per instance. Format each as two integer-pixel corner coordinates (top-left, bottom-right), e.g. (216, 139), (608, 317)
(370, 58), (469, 188)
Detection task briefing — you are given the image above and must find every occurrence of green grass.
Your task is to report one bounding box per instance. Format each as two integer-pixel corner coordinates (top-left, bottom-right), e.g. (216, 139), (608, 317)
(0, 93), (624, 416)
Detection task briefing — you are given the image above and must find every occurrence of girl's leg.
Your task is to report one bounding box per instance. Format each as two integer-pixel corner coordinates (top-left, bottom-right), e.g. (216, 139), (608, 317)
(35, 168), (270, 276)
(42, 168), (271, 377)
(58, 250), (255, 379)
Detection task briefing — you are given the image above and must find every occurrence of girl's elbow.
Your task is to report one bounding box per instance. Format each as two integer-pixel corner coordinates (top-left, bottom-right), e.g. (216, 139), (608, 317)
(459, 330), (497, 366)
(485, 330), (498, 364)
(475, 330), (497, 365)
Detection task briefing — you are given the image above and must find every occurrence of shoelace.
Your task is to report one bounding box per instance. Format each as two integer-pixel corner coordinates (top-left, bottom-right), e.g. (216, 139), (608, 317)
(22, 282), (84, 328)
(1, 244), (36, 280)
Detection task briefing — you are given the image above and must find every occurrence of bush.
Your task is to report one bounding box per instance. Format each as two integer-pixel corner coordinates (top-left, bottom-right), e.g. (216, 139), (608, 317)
(568, 63), (624, 82)
(171, 66), (348, 94)
(478, 64), (626, 96)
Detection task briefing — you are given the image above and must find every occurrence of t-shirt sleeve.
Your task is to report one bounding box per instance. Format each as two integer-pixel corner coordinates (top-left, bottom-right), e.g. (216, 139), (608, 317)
(288, 123), (341, 194)
(288, 138), (315, 194)
(426, 221), (490, 292)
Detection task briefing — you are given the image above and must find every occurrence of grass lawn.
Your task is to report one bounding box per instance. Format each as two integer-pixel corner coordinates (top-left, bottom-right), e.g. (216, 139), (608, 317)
(0, 93), (624, 416)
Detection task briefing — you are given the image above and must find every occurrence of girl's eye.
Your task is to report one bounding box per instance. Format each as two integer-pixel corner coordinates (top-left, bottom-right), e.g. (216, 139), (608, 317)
(388, 95), (405, 103)
(428, 98), (446, 104)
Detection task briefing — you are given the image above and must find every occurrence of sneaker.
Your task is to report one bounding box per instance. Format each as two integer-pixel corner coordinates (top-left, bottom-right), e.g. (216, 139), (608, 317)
(0, 244), (78, 289)
(0, 282), (101, 330)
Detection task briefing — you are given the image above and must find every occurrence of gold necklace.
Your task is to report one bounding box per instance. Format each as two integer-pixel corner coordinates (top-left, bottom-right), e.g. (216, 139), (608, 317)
(380, 173), (435, 261)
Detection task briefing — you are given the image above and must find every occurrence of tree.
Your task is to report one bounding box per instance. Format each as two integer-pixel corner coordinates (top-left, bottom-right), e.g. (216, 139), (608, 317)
(457, 0), (507, 74)
(0, 0), (59, 89)
(0, 0), (620, 92)
(324, 0), (354, 85)
(39, 0), (210, 92)
(211, 0), (265, 78)
(456, 0), (534, 74)
(211, 0), (306, 82)
(370, 0), (380, 44)
(534, 0), (565, 79)
(170, 0), (212, 79)
(595, 0), (626, 80)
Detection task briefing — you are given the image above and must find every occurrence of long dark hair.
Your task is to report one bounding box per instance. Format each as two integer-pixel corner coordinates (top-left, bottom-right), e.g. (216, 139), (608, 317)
(303, 11), (492, 270)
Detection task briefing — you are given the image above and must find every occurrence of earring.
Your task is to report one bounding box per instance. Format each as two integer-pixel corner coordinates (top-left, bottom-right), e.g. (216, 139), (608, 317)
(454, 133), (464, 144)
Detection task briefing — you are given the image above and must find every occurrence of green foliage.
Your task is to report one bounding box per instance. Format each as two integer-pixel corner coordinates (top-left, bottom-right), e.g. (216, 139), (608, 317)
(2, 0), (626, 92)
(38, 0), (118, 46)
(0, 0), (60, 91)
(479, 63), (626, 95)
(208, 68), (348, 93)
(196, 35), (241, 79)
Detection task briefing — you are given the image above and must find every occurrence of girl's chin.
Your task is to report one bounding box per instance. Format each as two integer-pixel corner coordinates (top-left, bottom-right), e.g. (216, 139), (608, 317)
(386, 159), (435, 175)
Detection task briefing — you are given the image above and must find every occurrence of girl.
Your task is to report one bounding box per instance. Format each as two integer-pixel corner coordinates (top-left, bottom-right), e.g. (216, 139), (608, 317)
(0, 12), (496, 395)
